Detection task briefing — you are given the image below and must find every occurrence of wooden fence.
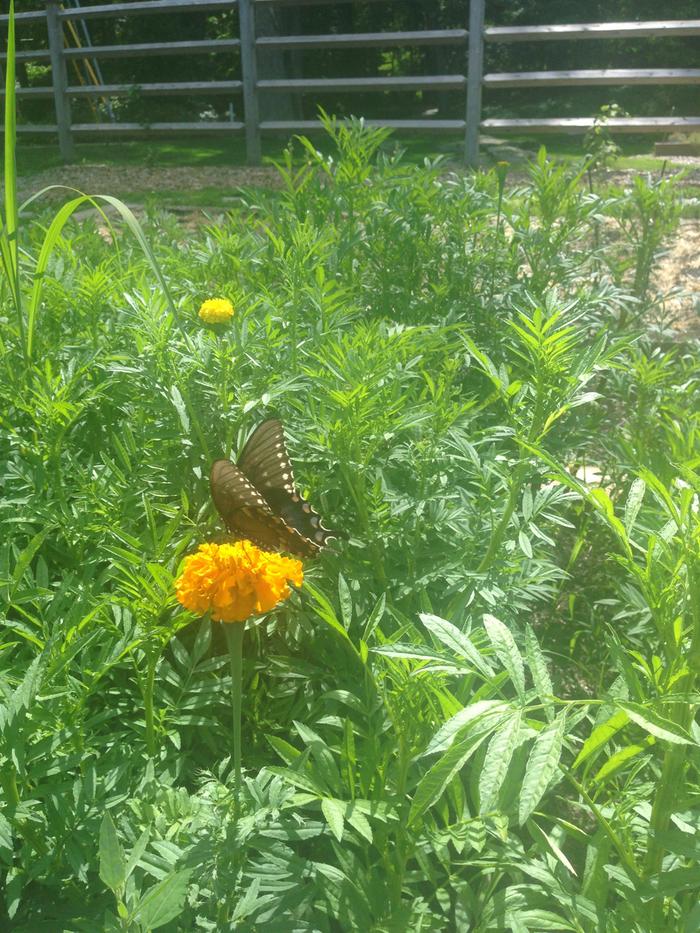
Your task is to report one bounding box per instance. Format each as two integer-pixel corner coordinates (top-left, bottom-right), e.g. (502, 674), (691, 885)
(2, 0), (700, 165)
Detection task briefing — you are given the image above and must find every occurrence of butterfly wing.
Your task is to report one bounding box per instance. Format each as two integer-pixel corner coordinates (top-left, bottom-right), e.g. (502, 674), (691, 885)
(237, 419), (334, 552)
(210, 458), (322, 558)
(237, 419), (295, 494)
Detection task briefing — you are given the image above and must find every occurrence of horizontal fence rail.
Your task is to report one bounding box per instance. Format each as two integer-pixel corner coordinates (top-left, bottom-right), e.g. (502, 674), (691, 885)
(259, 118), (467, 133)
(483, 20), (700, 41)
(483, 69), (700, 88)
(4, 0), (699, 165)
(257, 75), (466, 93)
(57, 0), (237, 19)
(482, 117), (700, 133)
(255, 29), (468, 51)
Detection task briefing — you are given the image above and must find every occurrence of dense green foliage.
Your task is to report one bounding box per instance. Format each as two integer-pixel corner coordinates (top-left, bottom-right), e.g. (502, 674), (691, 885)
(2, 108), (700, 929)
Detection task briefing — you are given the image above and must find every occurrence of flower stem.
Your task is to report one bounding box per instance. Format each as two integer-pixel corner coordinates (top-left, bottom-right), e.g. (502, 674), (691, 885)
(141, 646), (159, 760)
(224, 622), (245, 814)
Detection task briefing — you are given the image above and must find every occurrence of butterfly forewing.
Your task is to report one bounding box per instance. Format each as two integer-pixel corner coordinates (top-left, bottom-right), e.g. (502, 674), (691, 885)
(237, 419), (296, 494)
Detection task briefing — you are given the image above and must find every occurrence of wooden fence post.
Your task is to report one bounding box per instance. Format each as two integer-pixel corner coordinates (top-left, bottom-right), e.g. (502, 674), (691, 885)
(238, 0), (261, 164)
(465, 0), (485, 166)
(46, 0), (74, 162)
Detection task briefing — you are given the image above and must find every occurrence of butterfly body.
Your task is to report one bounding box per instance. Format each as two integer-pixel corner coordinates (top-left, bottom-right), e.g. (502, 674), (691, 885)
(210, 420), (333, 558)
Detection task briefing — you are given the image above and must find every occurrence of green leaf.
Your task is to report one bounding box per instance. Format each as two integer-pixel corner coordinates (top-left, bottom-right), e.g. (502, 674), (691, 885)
(10, 527), (51, 589)
(519, 711), (567, 825)
(98, 813), (126, 894)
(618, 702), (695, 745)
(479, 710), (522, 814)
(4, 654), (44, 731)
(0, 812), (12, 865)
(321, 798), (345, 842)
(623, 478), (646, 536)
(361, 592), (385, 642)
(593, 740), (653, 783)
(483, 615), (525, 699)
(518, 529), (533, 559)
(531, 820), (577, 876)
(170, 385), (190, 435)
(231, 877), (262, 923)
(589, 488), (631, 556)
(410, 727), (491, 825)
(422, 700), (511, 757)
(305, 582), (353, 647)
(133, 869), (190, 930)
(420, 613), (494, 676)
(573, 709), (629, 769)
(124, 828), (150, 882)
(337, 573), (353, 630)
(524, 624), (554, 720)
(346, 805), (372, 843)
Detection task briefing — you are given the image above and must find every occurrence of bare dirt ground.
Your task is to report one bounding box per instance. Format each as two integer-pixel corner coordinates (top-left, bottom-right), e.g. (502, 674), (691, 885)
(17, 163), (282, 201)
(653, 219), (700, 337)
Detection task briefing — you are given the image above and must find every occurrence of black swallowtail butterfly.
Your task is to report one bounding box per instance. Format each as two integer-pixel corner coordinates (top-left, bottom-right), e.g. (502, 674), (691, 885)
(210, 419), (334, 559)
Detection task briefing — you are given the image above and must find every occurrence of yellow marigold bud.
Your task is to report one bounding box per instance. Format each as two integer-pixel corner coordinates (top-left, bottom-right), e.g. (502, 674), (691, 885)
(198, 297), (234, 324)
(175, 541), (303, 623)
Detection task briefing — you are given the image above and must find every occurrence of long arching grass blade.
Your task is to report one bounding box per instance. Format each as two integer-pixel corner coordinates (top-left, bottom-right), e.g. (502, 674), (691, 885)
(26, 190), (181, 359)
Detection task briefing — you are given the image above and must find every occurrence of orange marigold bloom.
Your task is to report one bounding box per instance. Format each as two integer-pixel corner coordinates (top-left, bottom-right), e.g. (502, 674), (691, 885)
(175, 540), (303, 623)
(198, 297), (234, 324)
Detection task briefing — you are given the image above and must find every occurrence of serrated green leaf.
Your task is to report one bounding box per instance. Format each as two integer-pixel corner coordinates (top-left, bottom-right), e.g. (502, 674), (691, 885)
(410, 727), (492, 825)
(420, 613), (494, 676)
(623, 478), (645, 535)
(231, 876), (262, 923)
(0, 812), (12, 864)
(479, 710), (522, 814)
(524, 624), (554, 720)
(422, 700), (511, 756)
(519, 711), (566, 825)
(170, 384), (190, 434)
(618, 702), (695, 745)
(321, 798), (345, 842)
(483, 615), (525, 698)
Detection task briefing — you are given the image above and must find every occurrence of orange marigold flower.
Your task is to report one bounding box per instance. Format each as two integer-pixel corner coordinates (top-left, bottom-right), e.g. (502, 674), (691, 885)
(175, 540), (303, 623)
(198, 297), (234, 324)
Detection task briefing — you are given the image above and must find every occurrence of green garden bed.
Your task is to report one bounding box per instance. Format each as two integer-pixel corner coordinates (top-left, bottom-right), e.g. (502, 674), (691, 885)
(2, 106), (700, 933)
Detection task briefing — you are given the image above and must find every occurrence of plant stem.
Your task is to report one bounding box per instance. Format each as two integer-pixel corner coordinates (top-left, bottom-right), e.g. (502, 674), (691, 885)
(143, 649), (157, 759)
(1, 766), (20, 815)
(477, 461), (528, 574)
(645, 554), (700, 925)
(224, 622), (245, 815)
